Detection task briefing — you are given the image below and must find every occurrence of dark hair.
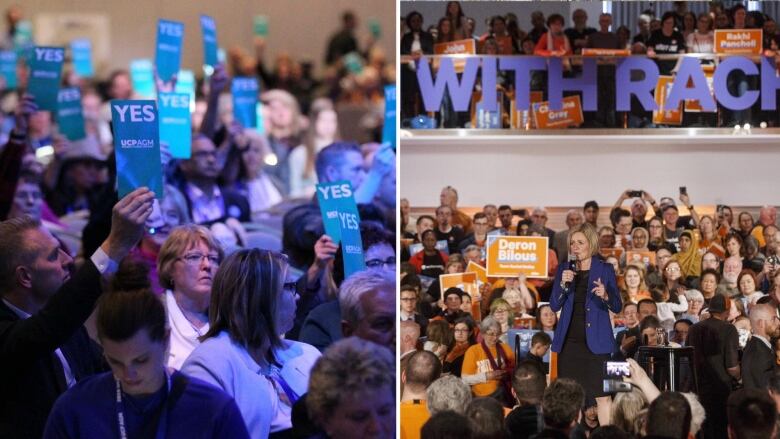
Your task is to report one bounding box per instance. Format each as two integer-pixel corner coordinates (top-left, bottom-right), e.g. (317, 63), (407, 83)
(0, 215), (42, 292)
(466, 397), (507, 439)
(401, 284), (418, 295)
(700, 268), (721, 284)
(737, 269), (758, 295)
(542, 378), (584, 429)
(624, 302), (638, 311)
(333, 220), (394, 286)
(406, 350), (442, 388)
(547, 13), (565, 27)
(728, 388), (776, 439)
(417, 214), (435, 226)
(661, 11), (677, 26)
(532, 331), (552, 347)
(421, 411), (472, 439)
(405, 11), (423, 28)
(512, 360), (546, 405)
(639, 315), (662, 344)
(444, 287), (463, 301)
(314, 141), (360, 181)
(203, 249), (288, 366)
(637, 298), (658, 313)
(725, 232), (745, 257)
(536, 304), (557, 330)
(590, 426), (631, 439)
(453, 317), (476, 344)
(96, 289), (167, 343)
(473, 212), (486, 222)
(674, 318), (693, 329)
(647, 392), (691, 439)
(584, 200), (599, 211)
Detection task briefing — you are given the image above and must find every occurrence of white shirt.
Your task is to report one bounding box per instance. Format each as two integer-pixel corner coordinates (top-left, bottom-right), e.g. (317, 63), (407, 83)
(245, 175), (283, 217)
(185, 183), (224, 224)
(181, 331), (321, 435)
(164, 290), (209, 370)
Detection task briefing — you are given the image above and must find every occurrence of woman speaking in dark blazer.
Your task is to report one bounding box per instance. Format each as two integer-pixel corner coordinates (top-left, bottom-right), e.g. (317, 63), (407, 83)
(550, 223), (622, 425)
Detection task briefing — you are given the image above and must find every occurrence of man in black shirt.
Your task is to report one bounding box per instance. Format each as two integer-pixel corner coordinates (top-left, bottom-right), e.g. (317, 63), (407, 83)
(506, 361), (546, 439)
(527, 11), (547, 44)
(742, 304), (779, 390)
(435, 205), (464, 255)
(565, 9), (596, 54)
(686, 294), (740, 439)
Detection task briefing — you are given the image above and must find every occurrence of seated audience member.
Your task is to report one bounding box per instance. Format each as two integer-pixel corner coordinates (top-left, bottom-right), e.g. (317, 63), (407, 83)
(526, 331), (552, 373)
(45, 137), (109, 217)
(458, 212), (489, 252)
(156, 225), (224, 369)
(742, 304), (780, 390)
(0, 188), (153, 438)
(466, 397), (508, 439)
(182, 249), (320, 437)
(420, 411), (472, 439)
(174, 134), (251, 226)
(424, 319), (453, 362)
(304, 337), (395, 439)
(401, 351), (442, 439)
(538, 378), (584, 438)
(536, 303), (558, 331)
(727, 388), (778, 439)
(435, 287), (470, 325)
(671, 318), (693, 346)
(401, 283), (428, 336)
(43, 289), (250, 438)
(400, 320), (421, 378)
(646, 392), (691, 439)
(505, 360), (546, 439)
(443, 317), (476, 377)
(461, 317), (515, 405)
(681, 289), (704, 322)
(409, 229), (448, 276)
(616, 298), (657, 359)
(226, 129), (283, 221)
(427, 375), (473, 416)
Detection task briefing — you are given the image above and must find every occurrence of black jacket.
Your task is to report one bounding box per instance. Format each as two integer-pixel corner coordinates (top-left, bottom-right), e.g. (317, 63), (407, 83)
(0, 260), (106, 438)
(742, 336), (776, 390)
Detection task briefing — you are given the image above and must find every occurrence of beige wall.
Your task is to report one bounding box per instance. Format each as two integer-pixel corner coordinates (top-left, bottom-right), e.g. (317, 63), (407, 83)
(3, 0), (395, 78)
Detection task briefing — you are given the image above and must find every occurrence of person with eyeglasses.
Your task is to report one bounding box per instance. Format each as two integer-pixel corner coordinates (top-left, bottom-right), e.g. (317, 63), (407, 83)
(182, 249), (320, 438)
(461, 316), (515, 406)
(156, 225), (224, 370)
(457, 212), (490, 253)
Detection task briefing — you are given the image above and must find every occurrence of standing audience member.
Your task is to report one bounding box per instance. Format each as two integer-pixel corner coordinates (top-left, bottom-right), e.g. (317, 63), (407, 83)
(742, 304), (779, 389)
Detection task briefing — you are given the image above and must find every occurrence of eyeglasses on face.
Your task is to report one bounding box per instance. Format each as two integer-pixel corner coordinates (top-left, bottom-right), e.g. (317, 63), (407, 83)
(365, 256), (396, 269)
(180, 253), (220, 266)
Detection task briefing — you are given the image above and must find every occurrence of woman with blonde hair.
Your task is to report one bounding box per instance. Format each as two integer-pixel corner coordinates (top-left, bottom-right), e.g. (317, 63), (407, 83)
(621, 264), (652, 304)
(288, 98), (340, 198)
(611, 387), (648, 435)
(489, 298), (513, 344)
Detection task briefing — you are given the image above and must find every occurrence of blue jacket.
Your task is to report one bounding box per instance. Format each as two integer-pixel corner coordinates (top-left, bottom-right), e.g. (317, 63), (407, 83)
(550, 256), (622, 355)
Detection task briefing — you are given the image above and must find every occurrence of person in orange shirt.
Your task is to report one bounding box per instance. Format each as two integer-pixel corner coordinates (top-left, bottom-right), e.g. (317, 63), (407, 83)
(534, 14), (573, 56)
(461, 316), (515, 406)
(400, 351), (441, 439)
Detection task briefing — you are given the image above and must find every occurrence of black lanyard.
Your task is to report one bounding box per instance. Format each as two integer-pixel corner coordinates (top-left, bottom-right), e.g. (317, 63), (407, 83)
(115, 372), (172, 439)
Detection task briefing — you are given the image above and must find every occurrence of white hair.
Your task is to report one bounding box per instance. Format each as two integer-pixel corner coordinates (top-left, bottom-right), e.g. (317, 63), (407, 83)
(339, 269), (395, 326)
(427, 375), (472, 415)
(681, 393), (706, 436)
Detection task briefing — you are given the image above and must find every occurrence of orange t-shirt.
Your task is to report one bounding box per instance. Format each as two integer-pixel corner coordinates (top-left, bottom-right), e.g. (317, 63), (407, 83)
(461, 343), (515, 396)
(401, 400), (430, 439)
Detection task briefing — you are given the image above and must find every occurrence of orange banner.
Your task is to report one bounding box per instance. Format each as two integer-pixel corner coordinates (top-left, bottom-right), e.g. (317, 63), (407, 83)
(581, 48), (630, 56)
(532, 95), (584, 129)
(486, 236), (549, 278)
(714, 29), (763, 55)
(599, 247), (624, 261)
(652, 75), (683, 125)
(439, 272), (478, 298)
(625, 250), (656, 267)
(466, 261), (488, 284)
(434, 39), (476, 74)
(510, 91), (544, 128)
(495, 36), (514, 55)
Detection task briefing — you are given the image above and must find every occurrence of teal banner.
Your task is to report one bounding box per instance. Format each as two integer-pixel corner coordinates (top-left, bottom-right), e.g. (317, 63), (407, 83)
(111, 100), (163, 198)
(70, 39), (93, 78)
(253, 15), (269, 37)
(56, 87), (86, 141)
(381, 85), (396, 150)
(13, 20), (33, 60)
(130, 59), (155, 98)
(232, 77), (258, 128)
(158, 92), (191, 159)
(0, 51), (17, 89)
(28, 46), (64, 111)
(155, 19), (184, 83)
(174, 69), (195, 112)
(316, 180), (365, 278)
(255, 102), (265, 134)
(199, 15), (218, 68)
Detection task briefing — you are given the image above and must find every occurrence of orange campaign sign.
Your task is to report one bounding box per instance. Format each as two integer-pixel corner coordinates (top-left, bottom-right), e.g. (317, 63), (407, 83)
(532, 95), (584, 129)
(652, 75), (683, 125)
(625, 250), (656, 267)
(486, 236), (549, 278)
(599, 247), (624, 261)
(434, 39), (476, 73)
(510, 91), (543, 128)
(581, 48), (630, 56)
(685, 64), (716, 112)
(714, 29), (763, 55)
(466, 261), (488, 284)
(495, 36), (514, 55)
(439, 272), (478, 299)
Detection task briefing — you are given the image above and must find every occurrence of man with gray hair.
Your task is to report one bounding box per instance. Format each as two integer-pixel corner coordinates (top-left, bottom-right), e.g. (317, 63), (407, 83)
(527, 206), (555, 248)
(427, 375), (472, 415)
(553, 209), (583, 261)
(742, 304), (780, 390)
(632, 13), (652, 45)
(719, 256), (742, 297)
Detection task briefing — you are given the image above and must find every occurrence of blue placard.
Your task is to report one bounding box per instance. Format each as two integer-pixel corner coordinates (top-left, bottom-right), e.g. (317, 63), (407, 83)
(475, 100), (502, 128)
(155, 19), (184, 83)
(0, 51), (17, 89)
(255, 102), (265, 134)
(130, 59), (155, 98)
(13, 20), (33, 60)
(28, 46), (64, 111)
(56, 87), (86, 141)
(174, 70), (195, 112)
(381, 85), (396, 150)
(232, 77), (258, 128)
(316, 180), (365, 278)
(158, 92), (191, 159)
(508, 329), (555, 363)
(70, 39), (93, 78)
(111, 100), (163, 198)
(199, 15), (218, 68)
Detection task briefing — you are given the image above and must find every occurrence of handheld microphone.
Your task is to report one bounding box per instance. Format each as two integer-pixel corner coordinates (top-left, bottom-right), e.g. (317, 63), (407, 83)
(564, 254), (577, 291)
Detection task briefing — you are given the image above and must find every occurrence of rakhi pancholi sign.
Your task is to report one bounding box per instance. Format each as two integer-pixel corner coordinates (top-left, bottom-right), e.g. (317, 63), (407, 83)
(416, 55), (780, 113)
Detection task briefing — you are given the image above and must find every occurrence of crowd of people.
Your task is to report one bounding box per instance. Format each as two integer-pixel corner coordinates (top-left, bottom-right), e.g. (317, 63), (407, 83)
(401, 1), (780, 129)
(400, 185), (780, 438)
(0, 5), (396, 439)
